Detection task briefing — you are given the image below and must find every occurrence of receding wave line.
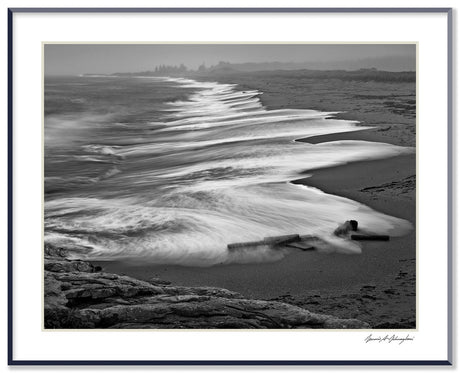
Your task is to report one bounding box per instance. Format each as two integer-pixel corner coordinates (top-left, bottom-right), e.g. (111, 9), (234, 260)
(44, 76), (414, 265)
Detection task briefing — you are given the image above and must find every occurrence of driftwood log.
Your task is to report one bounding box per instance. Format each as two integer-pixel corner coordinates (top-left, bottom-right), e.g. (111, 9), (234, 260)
(351, 235), (390, 241)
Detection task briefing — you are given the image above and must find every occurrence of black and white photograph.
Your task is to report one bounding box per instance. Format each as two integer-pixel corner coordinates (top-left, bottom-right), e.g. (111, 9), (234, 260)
(43, 43), (417, 330)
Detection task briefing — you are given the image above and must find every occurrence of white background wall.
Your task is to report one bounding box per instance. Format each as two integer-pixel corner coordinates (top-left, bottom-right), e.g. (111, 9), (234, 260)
(1, 0), (458, 372)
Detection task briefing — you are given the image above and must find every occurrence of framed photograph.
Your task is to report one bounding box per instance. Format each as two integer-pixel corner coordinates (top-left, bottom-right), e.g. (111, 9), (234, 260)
(8, 7), (453, 365)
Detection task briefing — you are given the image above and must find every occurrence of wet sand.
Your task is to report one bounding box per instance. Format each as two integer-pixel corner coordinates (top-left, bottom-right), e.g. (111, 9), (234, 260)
(93, 142), (416, 328)
(93, 73), (416, 328)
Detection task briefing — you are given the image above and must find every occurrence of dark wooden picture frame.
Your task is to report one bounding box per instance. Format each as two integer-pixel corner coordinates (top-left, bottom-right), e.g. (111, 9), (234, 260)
(7, 7), (453, 366)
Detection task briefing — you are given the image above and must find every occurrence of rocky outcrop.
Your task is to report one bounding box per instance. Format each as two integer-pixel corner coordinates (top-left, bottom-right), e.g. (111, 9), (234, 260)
(44, 245), (369, 329)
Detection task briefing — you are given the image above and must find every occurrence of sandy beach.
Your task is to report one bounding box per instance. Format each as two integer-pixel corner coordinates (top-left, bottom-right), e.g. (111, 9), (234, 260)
(92, 71), (416, 328)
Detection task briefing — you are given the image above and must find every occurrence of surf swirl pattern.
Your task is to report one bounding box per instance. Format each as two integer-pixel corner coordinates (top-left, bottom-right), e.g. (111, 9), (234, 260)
(44, 76), (414, 266)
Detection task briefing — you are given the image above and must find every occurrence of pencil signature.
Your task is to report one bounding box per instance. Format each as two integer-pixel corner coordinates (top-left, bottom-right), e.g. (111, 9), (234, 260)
(364, 334), (415, 345)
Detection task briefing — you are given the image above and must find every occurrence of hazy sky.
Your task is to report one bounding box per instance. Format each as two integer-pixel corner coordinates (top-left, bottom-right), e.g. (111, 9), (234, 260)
(45, 44), (415, 75)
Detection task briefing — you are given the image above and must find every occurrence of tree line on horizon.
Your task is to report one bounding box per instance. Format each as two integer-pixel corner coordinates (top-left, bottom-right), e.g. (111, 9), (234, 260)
(109, 60), (415, 82)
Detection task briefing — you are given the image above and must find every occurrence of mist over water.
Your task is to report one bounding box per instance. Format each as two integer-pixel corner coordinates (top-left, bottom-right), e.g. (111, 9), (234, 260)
(44, 76), (414, 266)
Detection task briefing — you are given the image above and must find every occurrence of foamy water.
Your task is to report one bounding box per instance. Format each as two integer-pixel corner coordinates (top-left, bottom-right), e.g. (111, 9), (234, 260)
(44, 76), (414, 266)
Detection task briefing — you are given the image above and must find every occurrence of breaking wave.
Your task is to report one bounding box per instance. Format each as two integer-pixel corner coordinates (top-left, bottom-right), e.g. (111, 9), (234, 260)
(44, 76), (414, 266)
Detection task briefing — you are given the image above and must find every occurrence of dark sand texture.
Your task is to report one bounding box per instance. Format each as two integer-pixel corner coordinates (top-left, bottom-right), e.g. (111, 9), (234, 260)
(93, 71), (416, 328)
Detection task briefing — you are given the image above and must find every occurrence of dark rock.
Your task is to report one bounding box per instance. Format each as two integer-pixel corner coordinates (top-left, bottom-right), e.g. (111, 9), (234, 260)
(44, 244), (69, 258)
(44, 249), (370, 329)
(45, 258), (95, 273)
(147, 277), (172, 286)
(383, 288), (398, 295)
(334, 220), (357, 236)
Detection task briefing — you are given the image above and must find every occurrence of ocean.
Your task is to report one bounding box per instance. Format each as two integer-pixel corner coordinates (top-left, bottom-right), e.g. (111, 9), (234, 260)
(44, 76), (414, 266)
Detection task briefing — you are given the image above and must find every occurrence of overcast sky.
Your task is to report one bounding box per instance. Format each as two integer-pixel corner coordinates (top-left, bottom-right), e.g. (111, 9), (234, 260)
(45, 44), (415, 75)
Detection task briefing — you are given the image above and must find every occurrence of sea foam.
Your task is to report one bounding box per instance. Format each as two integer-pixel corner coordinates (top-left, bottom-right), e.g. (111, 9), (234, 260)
(44, 76), (414, 265)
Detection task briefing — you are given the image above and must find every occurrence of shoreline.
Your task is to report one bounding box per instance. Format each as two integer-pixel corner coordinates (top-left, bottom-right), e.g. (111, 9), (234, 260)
(91, 74), (416, 328)
(92, 147), (415, 327)
(196, 71), (415, 147)
(92, 133), (415, 328)
(92, 139), (415, 316)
